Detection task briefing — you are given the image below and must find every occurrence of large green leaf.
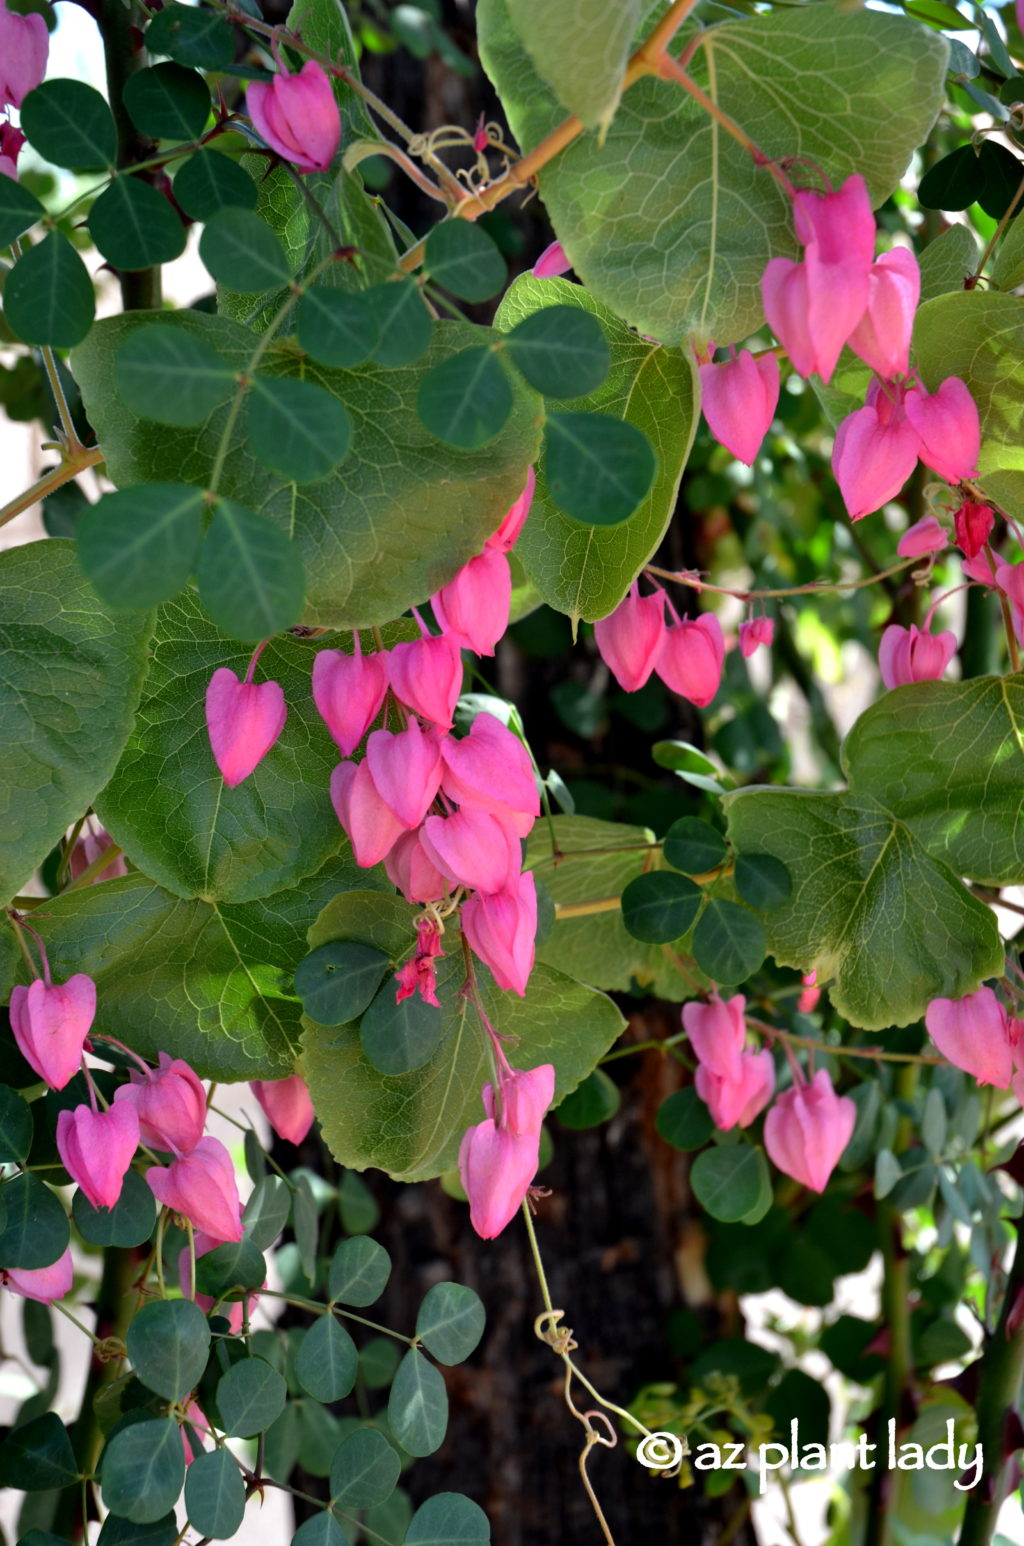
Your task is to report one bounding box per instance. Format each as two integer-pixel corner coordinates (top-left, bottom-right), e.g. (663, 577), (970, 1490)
(301, 891), (625, 1181)
(0, 540), (152, 906)
(72, 312), (541, 629)
(6, 855), (385, 1080)
(495, 276), (696, 622)
(505, 0), (643, 133)
(479, 1), (948, 345)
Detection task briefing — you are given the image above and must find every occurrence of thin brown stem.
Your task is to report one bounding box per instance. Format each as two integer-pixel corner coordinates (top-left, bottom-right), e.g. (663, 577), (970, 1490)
(644, 555), (918, 603)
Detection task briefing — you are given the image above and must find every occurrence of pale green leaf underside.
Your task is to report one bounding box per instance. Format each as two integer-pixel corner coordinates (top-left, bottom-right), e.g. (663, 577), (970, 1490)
(71, 312), (541, 629)
(479, 1), (948, 345)
(506, 0), (643, 131)
(496, 275), (697, 622)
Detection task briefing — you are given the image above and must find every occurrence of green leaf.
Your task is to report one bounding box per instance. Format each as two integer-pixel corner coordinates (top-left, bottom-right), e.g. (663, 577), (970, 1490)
(124, 62), (211, 141)
(145, 3), (235, 68)
(73, 1167), (156, 1247)
(185, 1447), (246, 1540)
(0, 1085), (33, 1164)
(922, 1087), (947, 1156)
(20, 79), (117, 169)
(293, 1173), (319, 1286)
(690, 1145), (770, 1223)
(295, 1314), (358, 1402)
(555, 1067), (620, 1128)
(496, 276), (695, 622)
(217, 1357), (287, 1438)
(127, 1299), (211, 1403)
(505, 0), (640, 133)
(297, 287), (379, 369)
(196, 498), (305, 641)
(4, 233), (95, 349)
(199, 207), (291, 293)
(77, 483), (206, 609)
(543, 411), (655, 527)
(248, 376), (353, 483)
(364, 280), (434, 367)
(0, 1413), (79, 1491)
(415, 1283), (486, 1366)
(328, 1235), (391, 1305)
(116, 324), (235, 427)
(918, 144), (983, 211)
(0, 177), (44, 250)
(404, 1494), (491, 1546)
(416, 345), (513, 449)
(329, 1427), (400, 1509)
(620, 871), (701, 945)
(295, 941), (392, 1026)
(89, 176), (187, 270)
(359, 986), (444, 1076)
(100, 1418), (185, 1523)
(243, 1176), (291, 1249)
(663, 818), (728, 876)
(656, 1086), (714, 1152)
(292, 1514), (350, 1546)
(919, 224), (979, 302)
(691, 898), (766, 985)
(733, 853), (792, 911)
(193, 1238), (266, 1299)
(302, 891), (625, 1180)
(479, 1), (948, 345)
(504, 305), (611, 399)
(424, 220), (507, 302)
(96, 1512), (178, 1546)
(72, 310), (540, 629)
(388, 1348), (448, 1456)
(875, 1148), (902, 1200)
(338, 1171), (380, 1236)
(174, 149), (259, 220)
(0, 1169), (70, 1271)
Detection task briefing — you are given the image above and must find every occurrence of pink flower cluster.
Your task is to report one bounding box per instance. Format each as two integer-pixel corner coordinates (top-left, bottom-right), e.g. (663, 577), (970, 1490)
(593, 580), (727, 704)
(682, 992), (856, 1193)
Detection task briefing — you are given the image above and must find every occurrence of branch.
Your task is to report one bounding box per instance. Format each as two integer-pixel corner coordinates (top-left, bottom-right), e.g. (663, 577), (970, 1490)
(958, 1217), (1024, 1546)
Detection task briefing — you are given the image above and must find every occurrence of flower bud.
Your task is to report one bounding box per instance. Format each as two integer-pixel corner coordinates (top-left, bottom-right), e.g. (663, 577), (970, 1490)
(251, 1075), (315, 1146)
(738, 617), (774, 658)
(903, 377), (980, 486)
(388, 633), (463, 729)
(698, 349), (780, 466)
(656, 613), (723, 706)
(532, 241), (571, 278)
(594, 583), (666, 692)
(439, 711), (539, 837)
(205, 668), (286, 789)
(925, 987), (1014, 1089)
(147, 1136), (244, 1242)
(384, 829), (448, 904)
(114, 1051), (206, 1156)
(682, 994), (747, 1081)
(487, 469), (535, 553)
(432, 548), (512, 656)
(877, 622), (956, 690)
(57, 1101), (139, 1211)
(312, 644), (388, 757)
(3, 1247), (73, 1304)
(0, 0), (48, 109)
(365, 719), (443, 829)
(246, 59), (341, 174)
(954, 501), (994, 559)
(847, 247), (920, 380)
(897, 515), (946, 558)
(461, 871), (537, 996)
(764, 1068), (856, 1192)
(421, 808), (522, 896)
(10, 974), (96, 1090)
(0, 121), (26, 181)
(330, 759), (405, 867)
(695, 1049), (775, 1131)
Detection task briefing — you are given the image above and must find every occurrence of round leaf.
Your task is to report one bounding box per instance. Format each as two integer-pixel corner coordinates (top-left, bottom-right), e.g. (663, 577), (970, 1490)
(329, 1427), (400, 1510)
(690, 1145), (771, 1223)
(72, 1166), (157, 1248)
(424, 220), (507, 302)
(387, 1348), (448, 1456)
(90, 176), (187, 271)
(174, 149), (259, 221)
(126, 1298), (211, 1402)
(0, 1172), (70, 1270)
(364, 280), (432, 366)
(297, 287), (379, 369)
(554, 1068), (620, 1129)
(620, 871), (701, 944)
(656, 1087), (714, 1152)
(0, 1084), (33, 1164)
(21, 80), (117, 170)
(145, 4), (235, 68)
(359, 985), (444, 1076)
(543, 411), (656, 526)
(505, 306), (611, 398)
(247, 376), (352, 483)
(405, 1494), (491, 1546)
(663, 817), (729, 876)
(295, 1313), (358, 1402)
(4, 233), (95, 348)
(416, 346), (513, 449)
(0, 1413), (79, 1491)
(415, 1283), (485, 1366)
(292, 1513), (350, 1546)
(242, 1175), (291, 1249)
(216, 1357), (287, 1438)
(184, 1446), (246, 1540)
(327, 1235), (391, 1306)
(734, 852), (792, 910)
(124, 63), (211, 142)
(96, 1512), (178, 1546)
(100, 1418), (185, 1523)
(199, 207), (291, 292)
(691, 898), (766, 984)
(77, 483), (206, 609)
(294, 940), (391, 1026)
(116, 323), (235, 427)
(0, 177), (45, 250)
(196, 498), (305, 641)
(193, 1236), (266, 1298)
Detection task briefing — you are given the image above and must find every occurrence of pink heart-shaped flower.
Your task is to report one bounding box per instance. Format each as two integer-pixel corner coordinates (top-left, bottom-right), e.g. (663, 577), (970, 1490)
(205, 668), (287, 789)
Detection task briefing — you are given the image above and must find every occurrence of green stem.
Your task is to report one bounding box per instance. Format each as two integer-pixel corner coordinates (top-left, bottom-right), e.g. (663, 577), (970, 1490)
(959, 1220), (1024, 1546)
(101, 0), (163, 310)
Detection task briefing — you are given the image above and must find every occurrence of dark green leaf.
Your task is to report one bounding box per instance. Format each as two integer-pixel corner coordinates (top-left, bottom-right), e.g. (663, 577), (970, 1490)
(77, 483), (206, 609)
(291, 1514), (349, 1546)
(72, 1166), (156, 1248)
(0, 1413), (78, 1491)
(116, 323), (234, 427)
(663, 818), (728, 876)
(416, 346), (513, 449)
(199, 207), (291, 292)
(20, 80), (117, 169)
(0, 1173), (70, 1269)
(96, 1510), (179, 1546)
(733, 853), (792, 910)
(555, 1068), (620, 1129)
(145, 4), (235, 68)
(504, 306), (610, 398)
(359, 1337), (400, 1389)
(765, 1369), (830, 1449)
(248, 376), (352, 483)
(690, 1145), (770, 1222)
(217, 1357), (287, 1438)
(298, 1396), (341, 1479)
(174, 150), (259, 221)
(294, 940), (391, 1026)
(404, 1493), (491, 1545)
(243, 1175), (291, 1250)
(124, 63), (211, 141)
(293, 1172), (319, 1286)
(387, 1348), (448, 1456)
(415, 1283), (485, 1366)
(297, 287), (379, 369)
(543, 411), (656, 526)
(691, 898), (765, 984)
(184, 1447), (246, 1539)
(977, 140), (1024, 220)
(295, 1313), (358, 1402)
(337, 1171), (379, 1236)
(364, 281), (432, 366)
(328, 1235), (391, 1306)
(22, 1298), (54, 1366)
(0, 1084), (33, 1164)
(4, 233), (95, 349)
(196, 498), (305, 641)
(100, 1418), (185, 1523)
(0, 177), (44, 250)
(620, 871), (701, 944)
(329, 1427), (400, 1509)
(126, 1299), (211, 1402)
(359, 985), (444, 1076)
(424, 220), (507, 302)
(656, 1087), (714, 1151)
(194, 1237), (266, 1298)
